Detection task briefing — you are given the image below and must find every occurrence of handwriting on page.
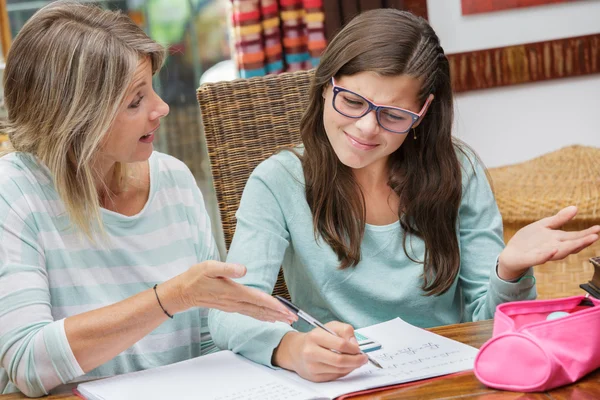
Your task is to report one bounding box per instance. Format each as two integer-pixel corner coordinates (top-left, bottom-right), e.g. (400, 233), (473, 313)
(361, 342), (474, 378)
(214, 381), (315, 400)
(381, 342), (441, 356)
(278, 318), (478, 400)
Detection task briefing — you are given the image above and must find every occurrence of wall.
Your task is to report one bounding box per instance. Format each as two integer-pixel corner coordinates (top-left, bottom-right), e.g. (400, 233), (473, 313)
(427, 0), (600, 167)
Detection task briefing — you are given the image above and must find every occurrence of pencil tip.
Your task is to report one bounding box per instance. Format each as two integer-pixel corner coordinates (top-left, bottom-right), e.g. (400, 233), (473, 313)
(369, 357), (383, 369)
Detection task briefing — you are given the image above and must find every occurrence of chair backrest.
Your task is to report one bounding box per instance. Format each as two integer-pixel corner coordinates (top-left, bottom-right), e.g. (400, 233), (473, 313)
(197, 70), (314, 299)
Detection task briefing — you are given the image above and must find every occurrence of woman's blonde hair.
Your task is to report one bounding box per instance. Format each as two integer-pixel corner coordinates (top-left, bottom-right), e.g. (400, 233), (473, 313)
(2, 1), (165, 237)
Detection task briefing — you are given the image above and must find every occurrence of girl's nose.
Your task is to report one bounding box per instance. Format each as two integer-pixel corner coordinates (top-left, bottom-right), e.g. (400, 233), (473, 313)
(354, 110), (379, 136)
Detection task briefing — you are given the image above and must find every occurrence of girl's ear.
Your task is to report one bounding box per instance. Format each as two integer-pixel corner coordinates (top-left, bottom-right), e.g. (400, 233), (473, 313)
(412, 94), (434, 129)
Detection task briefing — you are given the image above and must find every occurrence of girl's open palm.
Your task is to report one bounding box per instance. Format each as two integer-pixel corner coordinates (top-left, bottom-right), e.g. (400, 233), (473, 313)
(499, 206), (600, 279)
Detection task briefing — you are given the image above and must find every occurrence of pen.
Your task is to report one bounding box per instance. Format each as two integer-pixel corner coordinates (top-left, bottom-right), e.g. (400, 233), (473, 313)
(275, 295), (383, 369)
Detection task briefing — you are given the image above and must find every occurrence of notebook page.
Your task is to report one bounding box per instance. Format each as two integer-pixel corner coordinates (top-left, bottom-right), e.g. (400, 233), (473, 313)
(77, 351), (324, 400)
(277, 317), (479, 399)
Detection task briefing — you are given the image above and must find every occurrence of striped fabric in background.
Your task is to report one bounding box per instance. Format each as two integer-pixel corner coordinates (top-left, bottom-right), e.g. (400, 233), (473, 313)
(231, 0), (326, 78)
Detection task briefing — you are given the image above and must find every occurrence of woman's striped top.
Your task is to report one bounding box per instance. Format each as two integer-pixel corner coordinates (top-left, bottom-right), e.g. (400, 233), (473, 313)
(0, 151), (219, 396)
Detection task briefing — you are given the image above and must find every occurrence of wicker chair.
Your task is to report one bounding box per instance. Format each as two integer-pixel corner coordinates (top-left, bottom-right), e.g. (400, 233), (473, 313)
(197, 70), (314, 299)
(488, 145), (600, 299)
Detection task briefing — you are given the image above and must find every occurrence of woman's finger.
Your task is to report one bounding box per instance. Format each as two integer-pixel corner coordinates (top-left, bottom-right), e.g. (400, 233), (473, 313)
(238, 303), (296, 323)
(210, 279), (296, 318)
(204, 261), (247, 279)
(204, 300), (295, 323)
(241, 308), (290, 323)
(234, 284), (297, 318)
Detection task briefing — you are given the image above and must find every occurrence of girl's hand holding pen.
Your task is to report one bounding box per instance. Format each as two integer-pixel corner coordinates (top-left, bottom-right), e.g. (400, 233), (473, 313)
(273, 321), (369, 382)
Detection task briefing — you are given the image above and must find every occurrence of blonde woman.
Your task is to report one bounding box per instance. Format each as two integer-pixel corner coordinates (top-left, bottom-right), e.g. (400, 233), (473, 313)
(0, 2), (296, 397)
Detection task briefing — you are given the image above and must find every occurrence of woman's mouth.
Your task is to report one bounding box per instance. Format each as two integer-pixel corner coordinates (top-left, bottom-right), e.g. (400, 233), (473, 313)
(139, 133), (154, 143)
(140, 125), (159, 143)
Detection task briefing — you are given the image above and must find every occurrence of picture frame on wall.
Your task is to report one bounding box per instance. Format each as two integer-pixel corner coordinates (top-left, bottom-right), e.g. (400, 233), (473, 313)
(461, 0), (587, 16)
(405, 0), (600, 93)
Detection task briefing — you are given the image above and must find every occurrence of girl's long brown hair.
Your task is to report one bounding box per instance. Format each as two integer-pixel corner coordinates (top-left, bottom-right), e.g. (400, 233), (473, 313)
(300, 9), (468, 295)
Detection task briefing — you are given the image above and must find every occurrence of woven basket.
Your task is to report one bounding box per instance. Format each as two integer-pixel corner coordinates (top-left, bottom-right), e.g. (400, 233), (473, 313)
(489, 145), (600, 299)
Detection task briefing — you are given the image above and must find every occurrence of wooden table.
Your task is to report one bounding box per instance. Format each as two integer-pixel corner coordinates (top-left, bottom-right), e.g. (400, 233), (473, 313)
(351, 320), (600, 400)
(2, 319), (599, 399)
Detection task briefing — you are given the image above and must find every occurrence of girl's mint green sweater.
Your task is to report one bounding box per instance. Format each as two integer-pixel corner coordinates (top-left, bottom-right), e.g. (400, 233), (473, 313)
(209, 149), (536, 367)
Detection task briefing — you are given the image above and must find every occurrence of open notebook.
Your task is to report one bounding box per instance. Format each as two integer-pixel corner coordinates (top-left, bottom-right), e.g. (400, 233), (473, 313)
(75, 318), (479, 400)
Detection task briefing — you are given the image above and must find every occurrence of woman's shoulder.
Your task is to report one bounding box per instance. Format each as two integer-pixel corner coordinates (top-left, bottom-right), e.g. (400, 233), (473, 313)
(0, 152), (52, 192)
(0, 153), (54, 220)
(153, 151), (192, 174)
(151, 151), (196, 188)
(0, 151), (39, 173)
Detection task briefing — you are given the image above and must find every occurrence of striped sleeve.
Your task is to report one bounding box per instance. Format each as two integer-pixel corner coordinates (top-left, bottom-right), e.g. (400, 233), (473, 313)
(0, 178), (84, 397)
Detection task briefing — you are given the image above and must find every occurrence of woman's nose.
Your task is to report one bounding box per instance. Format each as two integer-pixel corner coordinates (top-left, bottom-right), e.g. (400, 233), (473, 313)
(151, 96), (170, 120)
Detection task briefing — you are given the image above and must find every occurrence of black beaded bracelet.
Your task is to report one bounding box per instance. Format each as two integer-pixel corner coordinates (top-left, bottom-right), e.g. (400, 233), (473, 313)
(153, 284), (174, 319)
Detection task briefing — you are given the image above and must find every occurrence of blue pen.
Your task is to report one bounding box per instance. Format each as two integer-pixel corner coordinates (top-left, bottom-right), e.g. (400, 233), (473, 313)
(275, 295), (383, 369)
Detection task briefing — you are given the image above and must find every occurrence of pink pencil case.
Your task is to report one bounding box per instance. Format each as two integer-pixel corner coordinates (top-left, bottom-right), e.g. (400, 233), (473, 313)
(474, 295), (600, 392)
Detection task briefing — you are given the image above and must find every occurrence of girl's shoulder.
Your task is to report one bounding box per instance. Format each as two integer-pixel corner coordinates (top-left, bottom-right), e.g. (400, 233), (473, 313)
(454, 141), (480, 168)
(254, 146), (305, 184)
(246, 147), (307, 206)
(453, 141), (486, 185)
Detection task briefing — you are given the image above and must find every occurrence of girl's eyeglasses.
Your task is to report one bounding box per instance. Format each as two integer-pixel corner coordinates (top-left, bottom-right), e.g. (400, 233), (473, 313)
(330, 77), (433, 134)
